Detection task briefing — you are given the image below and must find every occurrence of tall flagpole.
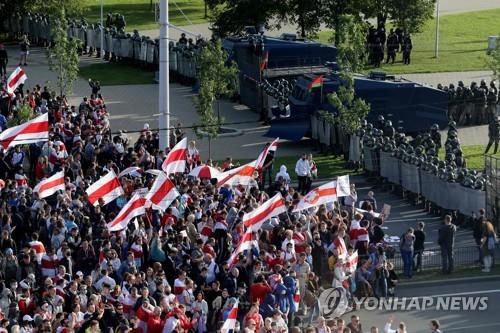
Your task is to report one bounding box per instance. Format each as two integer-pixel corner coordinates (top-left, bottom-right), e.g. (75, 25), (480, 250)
(434, 0), (440, 58)
(158, 0), (170, 150)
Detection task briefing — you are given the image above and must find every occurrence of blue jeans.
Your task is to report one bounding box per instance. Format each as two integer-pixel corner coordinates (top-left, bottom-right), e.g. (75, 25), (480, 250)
(401, 250), (414, 277)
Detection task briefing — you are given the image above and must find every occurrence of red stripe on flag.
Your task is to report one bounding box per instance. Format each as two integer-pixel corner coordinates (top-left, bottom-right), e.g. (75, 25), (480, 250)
(8, 69), (25, 88)
(108, 197), (146, 228)
(37, 175), (65, 194)
(243, 199), (284, 228)
(317, 187), (337, 196)
(0, 120), (48, 149)
(149, 178), (175, 205)
(88, 177), (122, 204)
(164, 148), (187, 165)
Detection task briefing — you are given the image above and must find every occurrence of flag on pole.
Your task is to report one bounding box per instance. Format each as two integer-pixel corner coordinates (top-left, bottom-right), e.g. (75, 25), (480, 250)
(334, 236), (347, 260)
(220, 300), (239, 333)
(118, 166), (143, 178)
(161, 137), (188, 175)
(255, 137), (279, 170)
(0, 113), (49, 149)
(345, 250), (359, 274)
(216, 160), (258, 187)
(227, 230), (259, 268)
(145, 172), (180, 211)
(293, 180), (337, 212)
(107, 192), (147, 231)
(6, 67), (27, 95)
(86, 170), (125, 206)
(243, 193), (286, 232)
(307, 75), (323, 91)
(33, 171), (65, 199)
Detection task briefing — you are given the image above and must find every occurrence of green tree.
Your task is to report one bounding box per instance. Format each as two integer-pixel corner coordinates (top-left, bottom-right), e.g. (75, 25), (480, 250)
(277, 0), (324, 38)
(322, 0), (362, 45)
(486, 38), (500, 81)
(22, 0), (88, 18)
(7, 103), (36, 127)
(206, 0), (280, 37)
(47, 7), (81, 97)
(387, 0), (435, 33)
(326, 72), (370, 135)
(195, 40), (238, 155)
(330, 15), (367, 73)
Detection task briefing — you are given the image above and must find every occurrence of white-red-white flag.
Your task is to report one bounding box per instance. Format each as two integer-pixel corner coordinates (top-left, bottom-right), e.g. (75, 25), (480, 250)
(33, 171), (65, 199)
(161, 137), (187, 175)
(145, 172), (180, 211)
(345, 250), (359, 274)
(107, 192), (147, 231)
(227, 230), (259, 267)
(7, 67), (27, 95)
(86, 170), (125, 206)
(243, 192), (286, 232)
(293, 180), (337, 212)
(29, 240), (46, 263)
(118, 166), (143, 178)
(334, 236), (347, 260)
(220, 300), (239, 333)
(0, 113), (48, 149)
(216, 160), (258, 187)
(255, 137), (279, 169)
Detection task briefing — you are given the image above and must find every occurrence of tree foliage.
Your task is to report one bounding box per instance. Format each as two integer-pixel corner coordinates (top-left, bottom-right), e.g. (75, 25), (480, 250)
(386, 0), (435, 33)
(206, 0), (280, 37)
(486, 39), (500, 81)
(7, 103), (36, 127)
(326, 72), (370, 135)
(195, 40), (238, 138)
(277, 0), (324, 38)
(330, 15), (367, 73)
(47, 7), (81, 97)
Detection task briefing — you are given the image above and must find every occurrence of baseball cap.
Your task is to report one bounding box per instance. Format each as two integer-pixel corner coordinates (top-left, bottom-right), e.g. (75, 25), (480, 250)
(23, 315), (33, 322)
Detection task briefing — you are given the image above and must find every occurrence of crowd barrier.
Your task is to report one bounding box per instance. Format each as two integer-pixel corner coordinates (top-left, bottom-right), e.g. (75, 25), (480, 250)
(310, 114), (351, 155)
(4, 13), (200, 83)
(365, 149), (486, 217)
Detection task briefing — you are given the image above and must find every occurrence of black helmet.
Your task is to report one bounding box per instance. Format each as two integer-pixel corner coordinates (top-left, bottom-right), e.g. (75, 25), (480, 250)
(430, 124), (439, 131)
(378, 115), (385, 122)
(386, 120), (392, 127)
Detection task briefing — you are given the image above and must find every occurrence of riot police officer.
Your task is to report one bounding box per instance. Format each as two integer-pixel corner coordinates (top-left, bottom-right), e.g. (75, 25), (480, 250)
(383, 120), (395, 138)
(430, 124), (441, 155)
(485, 117), (500, 154)
(487, 88), (498, 123)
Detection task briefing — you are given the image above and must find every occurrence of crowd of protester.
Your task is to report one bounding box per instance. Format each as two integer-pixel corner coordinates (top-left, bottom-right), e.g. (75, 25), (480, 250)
(0, 71), (457, 333)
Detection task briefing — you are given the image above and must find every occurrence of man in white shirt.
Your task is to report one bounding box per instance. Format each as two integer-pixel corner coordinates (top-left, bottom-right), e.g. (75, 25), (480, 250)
(295, 154), (311, 195)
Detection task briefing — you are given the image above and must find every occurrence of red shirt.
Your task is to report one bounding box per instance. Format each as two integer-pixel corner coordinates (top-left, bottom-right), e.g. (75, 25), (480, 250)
(147, 315), (163, 333)
(250, 283), (272, 305)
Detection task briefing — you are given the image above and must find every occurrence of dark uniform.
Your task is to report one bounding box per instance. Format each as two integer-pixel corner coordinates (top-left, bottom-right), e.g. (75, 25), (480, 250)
(386, 29), (397, 64)
(402, 35), (412, 65)
(485, 117), (500, 154)
(430, 124), (442, 155)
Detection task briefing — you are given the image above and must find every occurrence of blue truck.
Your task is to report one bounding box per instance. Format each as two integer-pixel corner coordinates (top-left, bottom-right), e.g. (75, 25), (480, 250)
(223, 34), (449, 141)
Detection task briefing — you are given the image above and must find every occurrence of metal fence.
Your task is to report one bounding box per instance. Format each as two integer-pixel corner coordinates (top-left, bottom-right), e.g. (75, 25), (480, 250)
(389, 245), (490, 272)
(485, 154), (500, 228)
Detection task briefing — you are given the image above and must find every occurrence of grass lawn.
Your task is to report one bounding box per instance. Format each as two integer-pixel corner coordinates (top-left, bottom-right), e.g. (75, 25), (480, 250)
(85, 0), (208, 31)
(318, 9), (500, 74)
(400, 264), (500, 283)
(438, 144), (500, 170)
(225, 154), (361, 183)
(79, 62), (156, 85)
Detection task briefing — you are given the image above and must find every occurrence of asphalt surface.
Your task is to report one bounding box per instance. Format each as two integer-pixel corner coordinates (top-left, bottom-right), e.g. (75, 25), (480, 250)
(342, 276), (500, 333)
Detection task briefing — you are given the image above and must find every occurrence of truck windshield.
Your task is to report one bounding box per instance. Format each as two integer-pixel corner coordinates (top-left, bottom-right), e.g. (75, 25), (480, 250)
(292, 85), (307, 101)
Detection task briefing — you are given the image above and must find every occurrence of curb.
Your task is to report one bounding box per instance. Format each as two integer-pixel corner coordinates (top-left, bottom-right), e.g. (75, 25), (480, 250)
(400, 274), (500, 287)
(196, 127), (242, 138)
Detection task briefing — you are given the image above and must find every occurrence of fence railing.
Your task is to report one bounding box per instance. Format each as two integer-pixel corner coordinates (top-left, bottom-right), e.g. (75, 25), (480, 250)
(389, 245), (493, 272)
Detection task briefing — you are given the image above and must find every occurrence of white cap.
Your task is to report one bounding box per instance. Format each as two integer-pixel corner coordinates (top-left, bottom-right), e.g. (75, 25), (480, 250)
(23, 315), (33, 322)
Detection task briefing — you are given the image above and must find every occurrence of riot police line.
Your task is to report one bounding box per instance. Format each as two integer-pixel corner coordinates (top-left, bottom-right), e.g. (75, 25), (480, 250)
(3, 12), (202, 85)
(360, 120), (487, 218)
(438, 80), (500, 127)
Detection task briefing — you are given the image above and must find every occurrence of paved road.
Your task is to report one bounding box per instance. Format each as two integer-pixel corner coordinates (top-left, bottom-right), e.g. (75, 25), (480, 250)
(341, 276), (500, 333)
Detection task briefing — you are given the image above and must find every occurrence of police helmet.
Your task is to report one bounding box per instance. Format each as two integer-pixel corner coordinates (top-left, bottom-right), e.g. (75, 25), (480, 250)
(430, 124), (439, 131)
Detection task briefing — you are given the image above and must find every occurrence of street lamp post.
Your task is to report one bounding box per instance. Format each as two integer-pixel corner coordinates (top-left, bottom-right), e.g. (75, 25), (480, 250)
(434, 0), (440, 58)
(100, 0), (104, 58)
(158, 0), (170, 150)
